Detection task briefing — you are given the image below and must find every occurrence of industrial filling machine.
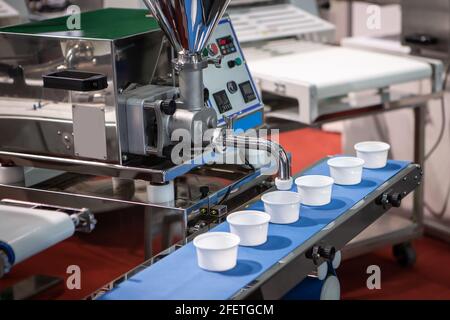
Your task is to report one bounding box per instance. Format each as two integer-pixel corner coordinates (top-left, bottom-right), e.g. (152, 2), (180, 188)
(0, 0), (423, 300)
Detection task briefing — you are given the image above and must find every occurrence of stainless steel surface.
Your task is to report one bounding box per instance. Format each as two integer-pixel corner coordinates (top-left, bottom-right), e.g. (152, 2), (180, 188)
(143, 0), (231, 112)
(0, 150), (217, 182)
(218, 133), (291, 181)
(178, 64), (205, 110)
(0, 25), (165, 164)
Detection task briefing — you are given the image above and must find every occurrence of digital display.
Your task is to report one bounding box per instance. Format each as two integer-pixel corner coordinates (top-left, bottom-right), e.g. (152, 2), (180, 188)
(213, 90), (233, 114)
(239, 81), (257, 103)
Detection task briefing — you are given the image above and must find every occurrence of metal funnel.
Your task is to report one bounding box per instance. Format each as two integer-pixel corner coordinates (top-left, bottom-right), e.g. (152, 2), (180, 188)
(143, 0), (231, 56)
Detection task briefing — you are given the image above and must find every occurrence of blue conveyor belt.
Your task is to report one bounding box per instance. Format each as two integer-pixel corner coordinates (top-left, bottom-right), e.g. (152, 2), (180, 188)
(100, 160), (409, 300)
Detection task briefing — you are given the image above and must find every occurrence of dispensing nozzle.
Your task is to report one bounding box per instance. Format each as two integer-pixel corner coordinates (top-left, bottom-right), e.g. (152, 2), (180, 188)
(213, 117), (293, 191)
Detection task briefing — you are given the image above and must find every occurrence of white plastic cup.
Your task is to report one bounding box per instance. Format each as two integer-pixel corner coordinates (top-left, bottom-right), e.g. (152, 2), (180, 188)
(354, 141), (391, 169)
(227, 210), (271, 246)
(261, 191), (301, 224)
(295, 175), (334, 206)
(193, 232), (240, 272)
(327, 157), (365, 186)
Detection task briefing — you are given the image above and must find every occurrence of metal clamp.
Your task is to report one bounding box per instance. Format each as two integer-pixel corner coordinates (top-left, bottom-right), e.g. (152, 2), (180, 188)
(306, 244), (336, 265)
(70, 209), (97, 233)
(376, 189), (403, 210)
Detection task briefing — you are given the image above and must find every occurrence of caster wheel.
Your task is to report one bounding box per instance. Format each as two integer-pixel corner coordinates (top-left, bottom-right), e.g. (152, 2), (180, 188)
(392, 243), (416, 267)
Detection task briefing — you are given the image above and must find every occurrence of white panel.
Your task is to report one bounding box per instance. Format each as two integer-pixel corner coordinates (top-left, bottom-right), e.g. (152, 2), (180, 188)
(204, 19), (263, 124)
(248, 44), (432, 99)
(72, 104), (107, 160)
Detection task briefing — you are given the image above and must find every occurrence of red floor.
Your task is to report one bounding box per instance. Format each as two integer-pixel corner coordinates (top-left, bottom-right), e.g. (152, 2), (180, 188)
(278, 128), (342, 174)
(339, 237), (450, 300)
(280, 128), (450, 300)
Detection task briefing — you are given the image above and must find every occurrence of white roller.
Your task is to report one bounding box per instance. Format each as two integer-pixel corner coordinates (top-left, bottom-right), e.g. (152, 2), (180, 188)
(317, 261), (328, 281)
(147, 181), (175, 204)
(321, 275), (341, 300)
(0, 205), (75, 265)
(332, 250), (342, 270)
(0, 166), (24, 185)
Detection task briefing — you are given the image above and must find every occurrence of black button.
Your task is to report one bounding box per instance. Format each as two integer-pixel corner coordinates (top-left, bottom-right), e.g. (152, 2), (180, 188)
(227, 81), (238, 94)
(227, 60), (236, 68)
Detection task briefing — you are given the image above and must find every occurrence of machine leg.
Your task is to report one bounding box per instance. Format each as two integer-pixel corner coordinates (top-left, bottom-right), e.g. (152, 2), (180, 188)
(392, 242), (417, 267)
(390, 106), (426, 267)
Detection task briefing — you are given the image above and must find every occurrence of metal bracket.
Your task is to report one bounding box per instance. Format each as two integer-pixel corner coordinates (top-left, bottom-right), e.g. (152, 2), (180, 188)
(306, 244), (336, 266)
(70, 209), (97, 233)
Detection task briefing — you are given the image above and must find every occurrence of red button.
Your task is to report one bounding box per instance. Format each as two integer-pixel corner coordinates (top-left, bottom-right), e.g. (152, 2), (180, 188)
(208, 43), (219, 56)
(219, 39), (227, 45)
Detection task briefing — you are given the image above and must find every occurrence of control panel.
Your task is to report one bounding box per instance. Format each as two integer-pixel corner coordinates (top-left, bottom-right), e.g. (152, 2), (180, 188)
(203, 18), (263, 127)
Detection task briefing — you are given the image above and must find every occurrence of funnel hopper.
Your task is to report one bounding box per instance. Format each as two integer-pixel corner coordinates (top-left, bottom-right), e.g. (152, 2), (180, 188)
(143, 0), (231, 56)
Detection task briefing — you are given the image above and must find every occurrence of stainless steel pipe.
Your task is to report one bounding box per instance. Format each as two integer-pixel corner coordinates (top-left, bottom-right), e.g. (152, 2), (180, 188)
(214, 131), (293, 190)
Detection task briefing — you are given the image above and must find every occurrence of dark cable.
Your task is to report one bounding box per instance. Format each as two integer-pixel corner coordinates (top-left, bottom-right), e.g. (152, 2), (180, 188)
(425, 63), (450, 160)
(218, 157), (256, 205)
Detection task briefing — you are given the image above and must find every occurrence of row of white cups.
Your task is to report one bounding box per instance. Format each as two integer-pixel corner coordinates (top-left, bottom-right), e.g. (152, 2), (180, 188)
(194, 141), (391, 272)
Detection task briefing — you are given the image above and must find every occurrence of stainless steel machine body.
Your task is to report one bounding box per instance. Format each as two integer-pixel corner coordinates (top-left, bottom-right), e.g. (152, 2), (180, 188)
(0, 8), (272, 180)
